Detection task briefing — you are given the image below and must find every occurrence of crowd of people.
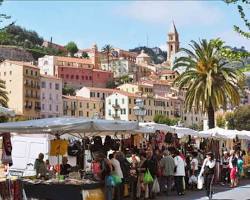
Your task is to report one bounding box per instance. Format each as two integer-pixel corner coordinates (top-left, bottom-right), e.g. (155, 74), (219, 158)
(91, 145), (247, 200)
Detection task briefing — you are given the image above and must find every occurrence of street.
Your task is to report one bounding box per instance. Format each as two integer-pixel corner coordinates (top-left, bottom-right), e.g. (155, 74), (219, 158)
(157, 179), (250, 200)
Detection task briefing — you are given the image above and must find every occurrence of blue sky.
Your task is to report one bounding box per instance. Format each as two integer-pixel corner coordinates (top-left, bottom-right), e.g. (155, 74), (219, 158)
(1, 1), (250, 51)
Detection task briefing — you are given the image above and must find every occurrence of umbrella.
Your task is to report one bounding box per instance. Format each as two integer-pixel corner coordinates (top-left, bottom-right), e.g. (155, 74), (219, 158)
(199, 127), (238, 139)
(136, 122), (175, 133)
(170, 126), (198, 138)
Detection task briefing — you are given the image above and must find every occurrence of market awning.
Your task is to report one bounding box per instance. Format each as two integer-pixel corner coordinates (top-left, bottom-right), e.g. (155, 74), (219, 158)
(136, 122), (175, 133)
(170, 126), (199, 138)
(199, 127), (238, 139)
(0, 117), (139, 135)
(0, 105), (15, 117)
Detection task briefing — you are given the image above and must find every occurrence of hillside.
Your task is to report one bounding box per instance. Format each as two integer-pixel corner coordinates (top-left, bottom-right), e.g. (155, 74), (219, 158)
(129, 46), (167, 64)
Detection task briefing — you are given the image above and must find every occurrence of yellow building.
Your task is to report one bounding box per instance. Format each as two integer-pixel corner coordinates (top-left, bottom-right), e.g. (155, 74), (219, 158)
(0, 60), (41, 120)
(117, 82), (153, 97)
(62, 95), (104, 118)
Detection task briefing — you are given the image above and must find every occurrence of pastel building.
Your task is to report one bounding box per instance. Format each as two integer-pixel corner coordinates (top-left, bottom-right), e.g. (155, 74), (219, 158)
(38, 55), (113, 89)
(62, 95), (103, 118)
(0, 60), (41, 120)
(40, 75), (63, 118)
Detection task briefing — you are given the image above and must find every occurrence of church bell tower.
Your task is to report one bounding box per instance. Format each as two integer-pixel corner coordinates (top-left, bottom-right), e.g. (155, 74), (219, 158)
(167, 21), (180, 61)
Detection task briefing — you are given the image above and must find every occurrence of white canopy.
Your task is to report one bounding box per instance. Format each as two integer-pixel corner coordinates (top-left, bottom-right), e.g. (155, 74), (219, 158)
(199, 127), (238, 139)
(0, 106), (15, 117)
(237, 130), (250, 140)
(136, 122), (175, 133)
(170, 126), (199, 138)
(0, 117), (138, 135)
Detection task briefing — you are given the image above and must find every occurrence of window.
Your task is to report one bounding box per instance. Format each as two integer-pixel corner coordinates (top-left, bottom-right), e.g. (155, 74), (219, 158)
(80, 102), (82, 108)
(71, 110), (75, 116)
(87, 103), (89, 108)
(129, 98), (131, 104)
(56, 105), (58, 111)
(55, 83), (59, 90)
(93, 104), (96, 109)
(129, 108), (131, 115)
(49, 93), (52, 100)
(9, 71), (12, 75)
(86, 76), (88, 80)
(49, 104), (52, 111)
(184, 116), (187, 121)
(49, 83), (52, 89)
(66, 74), (69, 78)
(97, 93), (100, 98)
(61, 74), (64, 78)
(108, 99), (111, 105)
(35, 71), (38, 76)
(56, 94), (58, 100)
(79, 111), (83, 116)
(31, 70), (33, 76)
(4, 72), (6, 76)
(42, 104), (45, 110)
(89, 76), (92, 80)
(108, 109), (111, 116)
(122, 98), (125, 104)
(41, 82), (46, 88)
(76, 75), (79, 80)
(87, 111), (89, 117)
(82, 76), (84, 80)
(71, 75), (74, 79)
(42, 93), (45, 99)
(123, 109), (126, 115)
(26, 69), (28, 74)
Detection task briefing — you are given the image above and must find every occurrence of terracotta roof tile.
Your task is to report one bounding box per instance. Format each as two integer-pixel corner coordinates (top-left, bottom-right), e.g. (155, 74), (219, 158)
(55, 56), (93, 65)
(40, 74), (62, 80)
(62, 95), (101, 102)
(4, 60), (39, 69)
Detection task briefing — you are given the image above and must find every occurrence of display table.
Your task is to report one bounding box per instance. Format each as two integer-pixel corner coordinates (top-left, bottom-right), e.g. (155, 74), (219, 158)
(22, 180), (104, 200)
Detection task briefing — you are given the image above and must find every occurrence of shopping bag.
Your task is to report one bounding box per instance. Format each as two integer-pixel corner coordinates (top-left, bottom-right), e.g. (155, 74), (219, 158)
(152, 178), (160, 193)
(189, 175), (198, 184)
(124, 184), (129, 197)
(197, 176), (204, 189)
(112, 175), (122, 185)
(144, 170), (154, 184)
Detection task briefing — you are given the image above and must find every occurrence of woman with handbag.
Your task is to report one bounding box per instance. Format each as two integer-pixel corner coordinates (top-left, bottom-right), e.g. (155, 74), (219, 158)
(199, 152), (216, 200)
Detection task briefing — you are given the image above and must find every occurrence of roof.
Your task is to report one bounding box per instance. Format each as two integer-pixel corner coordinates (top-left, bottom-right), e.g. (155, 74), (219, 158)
(3, 60), (39, 69)
(115, 90), (142, 98)
(159, 70), (177, 75)
(136, 50), (150, 58)
(62, 95), (101, 102)
(55, 56), (94, 65)
(85, 87), (118, 93)
(93, 69), (113, 73)
(40, 74), (62, 80)
(169, 21), (178, 34)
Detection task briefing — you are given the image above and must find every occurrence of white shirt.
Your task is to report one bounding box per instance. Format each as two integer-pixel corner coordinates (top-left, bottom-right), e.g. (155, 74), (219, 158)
(199, 158), (216, 176)
(110, 158), (123, 178)
(191, 158), (199, 171)
(174, 155), (186, 176)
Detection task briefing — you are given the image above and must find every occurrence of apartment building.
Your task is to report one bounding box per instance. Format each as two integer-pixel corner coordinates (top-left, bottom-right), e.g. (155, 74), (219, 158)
(40, 75), (63, 118)
(0, 60), (41, 119)
(62, 95), (103, 118)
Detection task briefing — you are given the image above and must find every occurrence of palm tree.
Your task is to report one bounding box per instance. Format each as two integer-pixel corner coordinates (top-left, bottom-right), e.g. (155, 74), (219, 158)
(173, 39), (244, 129)
(102, 44), (114, 71)
(0, 79), (8, 108)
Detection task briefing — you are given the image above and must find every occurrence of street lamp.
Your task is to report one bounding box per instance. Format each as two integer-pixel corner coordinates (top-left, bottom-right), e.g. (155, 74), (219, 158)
(133, 98), (146, 122)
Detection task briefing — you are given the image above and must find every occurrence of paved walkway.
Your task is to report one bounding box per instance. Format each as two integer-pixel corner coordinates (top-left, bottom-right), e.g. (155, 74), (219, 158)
(157, 179), (250, 200)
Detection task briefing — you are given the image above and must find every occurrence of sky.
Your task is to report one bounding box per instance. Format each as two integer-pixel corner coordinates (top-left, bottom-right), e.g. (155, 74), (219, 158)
(1, 1), (250, 51)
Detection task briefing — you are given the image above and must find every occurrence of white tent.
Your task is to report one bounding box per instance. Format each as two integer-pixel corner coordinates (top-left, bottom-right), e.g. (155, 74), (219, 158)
(136, 122), (175, 133)
(0, 106), (15, 117)
(237, 130), (250, 140)
(0, 117), (138, 135)
(199, 127), (238, 139)
(170, 126), (199, 138)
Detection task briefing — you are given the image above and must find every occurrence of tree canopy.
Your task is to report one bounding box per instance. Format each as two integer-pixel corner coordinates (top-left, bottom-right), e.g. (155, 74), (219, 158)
(153, 114), (179, 126)
(65, 41), (78, 57)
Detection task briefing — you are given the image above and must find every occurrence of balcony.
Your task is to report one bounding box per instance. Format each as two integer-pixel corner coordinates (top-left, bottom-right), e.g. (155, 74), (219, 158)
(25, 105), (32, 109)
(112, 103), (120, 110)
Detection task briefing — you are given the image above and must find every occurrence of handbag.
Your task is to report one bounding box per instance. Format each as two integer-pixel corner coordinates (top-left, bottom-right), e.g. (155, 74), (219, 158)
(152, 178), (160, 193)
(189, 175), (198, 184)
(144, 169), (154, 184)
(112, 175), (122, 185)
(197, 176), (204, 189)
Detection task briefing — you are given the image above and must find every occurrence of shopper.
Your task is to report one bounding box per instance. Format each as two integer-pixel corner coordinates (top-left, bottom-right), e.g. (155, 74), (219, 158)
(137, 151), (146, 199)
(159, 150), (175, 195)
(173, 149), (186, 196)
(199, 152), (216, 199)
(109, 153), (124, 200)
(229, 150), (238, 188)
(236, 151), (243, 186)
(220, 151), (230, 185)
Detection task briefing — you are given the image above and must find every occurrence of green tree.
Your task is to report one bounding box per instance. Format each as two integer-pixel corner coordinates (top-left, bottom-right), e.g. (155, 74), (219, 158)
(234, 105), (250, 130)
(81, 52), (89, 59)
(225, 0), (250, 39)
(106, 80), (116, 89)
(65, 41), (78, 57)
(153, 114), (178, 126)
(225, 111), (235, 129)
(216, 114), (226, 128)
(102, 44), (114, 70)
(173, 39), (244, 129)
(62, 86), (76, 96)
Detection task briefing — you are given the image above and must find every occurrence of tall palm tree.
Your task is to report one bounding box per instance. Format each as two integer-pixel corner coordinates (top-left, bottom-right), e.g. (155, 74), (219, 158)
(102, 44), (114, 71)
(173, 39), (244, 129)
(0, 79), (8, 108)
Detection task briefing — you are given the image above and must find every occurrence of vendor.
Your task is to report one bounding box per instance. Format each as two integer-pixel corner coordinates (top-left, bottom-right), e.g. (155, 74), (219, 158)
(34, 153), (47, 178)
(60, 156), (71, 176)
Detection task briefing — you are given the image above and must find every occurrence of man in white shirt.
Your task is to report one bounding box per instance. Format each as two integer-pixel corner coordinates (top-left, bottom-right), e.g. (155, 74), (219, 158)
(174, 150), (186, 196)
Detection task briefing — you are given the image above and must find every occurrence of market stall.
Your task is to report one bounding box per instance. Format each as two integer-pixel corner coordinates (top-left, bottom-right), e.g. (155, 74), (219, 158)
(0, 117), (138, 200)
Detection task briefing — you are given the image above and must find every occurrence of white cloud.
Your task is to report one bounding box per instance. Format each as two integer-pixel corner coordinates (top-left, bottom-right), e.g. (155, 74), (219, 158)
(217, 30), (250, 51)
(115, 1), (224, 27)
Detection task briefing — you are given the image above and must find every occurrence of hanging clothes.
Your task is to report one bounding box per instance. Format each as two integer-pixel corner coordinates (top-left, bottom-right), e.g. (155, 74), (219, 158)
(50, 139), (69, 156)
(1, 133), (12, 166)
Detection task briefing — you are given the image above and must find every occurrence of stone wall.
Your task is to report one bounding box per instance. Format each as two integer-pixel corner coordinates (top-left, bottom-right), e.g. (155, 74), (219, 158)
(0, 46), (34, 62)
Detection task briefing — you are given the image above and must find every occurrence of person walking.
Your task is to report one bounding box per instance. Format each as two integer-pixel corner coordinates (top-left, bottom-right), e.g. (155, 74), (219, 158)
(199, 152), (216, 199)
(173, 150), (186, 196)
(159, 150), (175, 195)
(220, 151), (230, 185)
(229, 150), (238, 188)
